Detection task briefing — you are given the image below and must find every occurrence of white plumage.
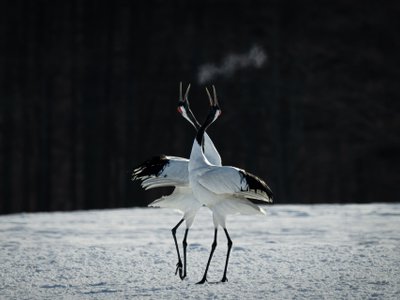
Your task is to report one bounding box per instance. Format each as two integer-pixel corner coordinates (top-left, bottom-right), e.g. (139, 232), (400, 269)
(198, 166), (272, 202)
(190, 142), (272, 228)
(132, 135), (222, 228)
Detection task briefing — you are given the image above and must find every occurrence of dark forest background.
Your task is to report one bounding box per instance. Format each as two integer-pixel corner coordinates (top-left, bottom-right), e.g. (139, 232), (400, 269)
(1, 0), (399, 214)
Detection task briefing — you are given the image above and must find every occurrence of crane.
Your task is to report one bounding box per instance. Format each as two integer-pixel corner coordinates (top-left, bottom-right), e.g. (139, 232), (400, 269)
(188, 86), (273, 284)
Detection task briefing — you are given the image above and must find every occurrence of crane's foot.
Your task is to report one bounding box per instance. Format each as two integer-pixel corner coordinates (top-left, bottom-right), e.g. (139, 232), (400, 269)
(175, 261), (183, 279)
(196, 277), (208, 284)
(179, 272), (187, 280)
(221, 276), (228, 283)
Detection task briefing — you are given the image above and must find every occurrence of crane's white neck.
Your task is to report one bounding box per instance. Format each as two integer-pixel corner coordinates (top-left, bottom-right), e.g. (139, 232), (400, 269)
(189, 137), (210, 171)
(189, 110), (219, 171)
(203, 132), (222, 166)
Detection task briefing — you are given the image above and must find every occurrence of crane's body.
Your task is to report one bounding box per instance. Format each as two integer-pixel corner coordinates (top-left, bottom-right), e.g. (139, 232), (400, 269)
(133, 130), (221, 228)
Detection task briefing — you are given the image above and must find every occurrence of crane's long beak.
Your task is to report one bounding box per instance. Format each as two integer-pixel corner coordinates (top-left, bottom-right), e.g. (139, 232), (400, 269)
(179, 82), (191, 103)
(179, 82), (183, 102)
(195, 84), (222, 146)
(177, 82), (200, 129)
(205, 87), (213, 105)
(184, 84), (191, 101)
(205, 85), (219, 107)
(212, 85), (219, 107)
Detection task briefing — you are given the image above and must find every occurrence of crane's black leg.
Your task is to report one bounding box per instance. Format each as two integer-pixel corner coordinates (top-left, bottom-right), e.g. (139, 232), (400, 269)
(221, 228), (233, 282)
(172, 218), (184, 279)
(182, 228), (189, 279)
(196, 228), (218, 284)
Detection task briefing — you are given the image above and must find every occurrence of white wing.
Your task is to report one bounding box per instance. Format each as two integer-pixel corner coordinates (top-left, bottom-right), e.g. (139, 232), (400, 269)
(197, 166), (273, 203)
(132, 155), (189, 189)
(203, 133), (222, 166)
(132, 133), (221, 189)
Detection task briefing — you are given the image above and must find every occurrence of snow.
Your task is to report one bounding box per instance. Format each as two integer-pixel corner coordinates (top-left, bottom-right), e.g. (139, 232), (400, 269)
(1, 204), (399, 299)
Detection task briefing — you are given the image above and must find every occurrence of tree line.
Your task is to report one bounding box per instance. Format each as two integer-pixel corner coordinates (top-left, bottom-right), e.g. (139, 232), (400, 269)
(1, 0), (399, 214)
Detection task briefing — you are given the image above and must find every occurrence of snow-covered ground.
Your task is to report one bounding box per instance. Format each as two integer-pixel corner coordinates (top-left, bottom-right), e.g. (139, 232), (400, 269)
(0, 204), (399, 299)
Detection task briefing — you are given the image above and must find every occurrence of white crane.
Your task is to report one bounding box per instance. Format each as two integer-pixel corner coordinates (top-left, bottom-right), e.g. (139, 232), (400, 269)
(188, 86), (273, 284)
(132, 83), (222, 280)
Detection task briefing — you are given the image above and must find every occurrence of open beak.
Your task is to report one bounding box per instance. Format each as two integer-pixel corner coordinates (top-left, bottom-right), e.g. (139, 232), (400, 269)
(177, 82), (192, 114)
(184, 83), (191, 102)
(205, 85), (219, 107)
(179, 82), (191, 103)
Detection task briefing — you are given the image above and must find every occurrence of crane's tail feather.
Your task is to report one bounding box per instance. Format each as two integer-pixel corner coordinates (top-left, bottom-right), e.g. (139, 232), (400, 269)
(213, 198), (266, 217)
(148, 187), (202, 215)
(237, 191), (273, 203)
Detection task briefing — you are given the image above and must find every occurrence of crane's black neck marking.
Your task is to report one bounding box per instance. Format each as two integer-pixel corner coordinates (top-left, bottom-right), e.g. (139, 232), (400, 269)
(196, 107), (219, 146)
(196, 127), (206, 146)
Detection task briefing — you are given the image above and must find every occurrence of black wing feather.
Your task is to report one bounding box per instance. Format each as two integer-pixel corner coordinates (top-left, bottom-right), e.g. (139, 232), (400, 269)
(239, 170), (273, 201)
(132, 155), (170, 181)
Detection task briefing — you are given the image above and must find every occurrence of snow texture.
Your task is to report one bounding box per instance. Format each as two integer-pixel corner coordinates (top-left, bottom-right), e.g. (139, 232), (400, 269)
(1, 204), (399, 299)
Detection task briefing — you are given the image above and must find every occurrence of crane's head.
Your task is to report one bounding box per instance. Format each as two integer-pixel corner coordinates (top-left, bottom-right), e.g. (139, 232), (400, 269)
(195, 85), (222, 145)
(177, 82), (200, 129)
